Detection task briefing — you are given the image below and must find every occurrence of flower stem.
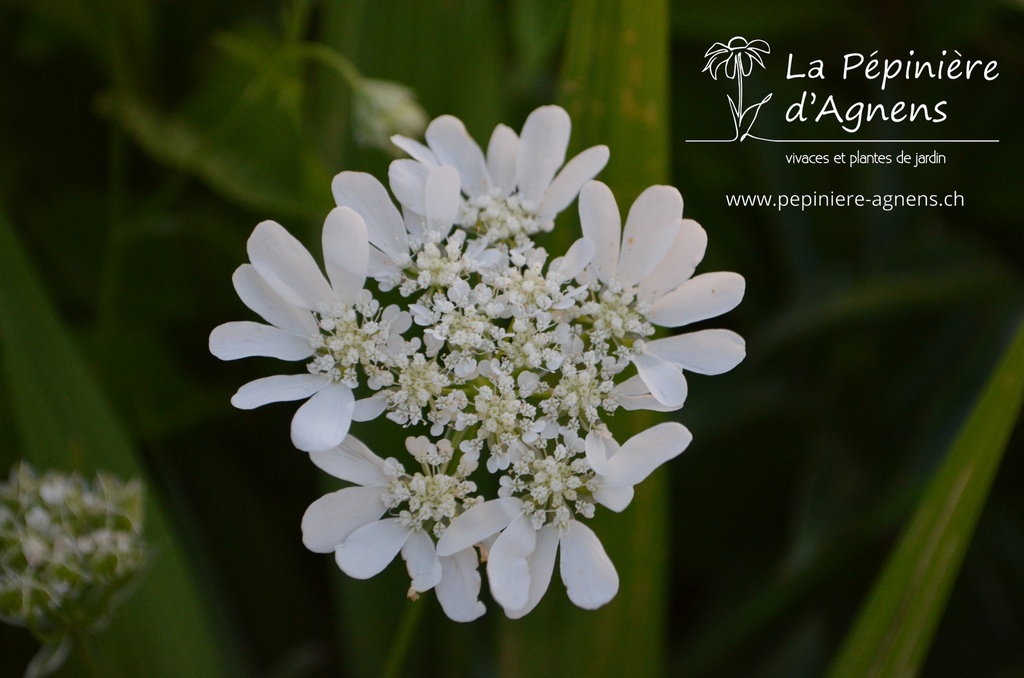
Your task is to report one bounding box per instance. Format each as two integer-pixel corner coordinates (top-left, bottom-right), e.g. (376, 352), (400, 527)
(74, 632), (103, 678)
(289, 41), (362, 88)
(379, 598), (425, 678)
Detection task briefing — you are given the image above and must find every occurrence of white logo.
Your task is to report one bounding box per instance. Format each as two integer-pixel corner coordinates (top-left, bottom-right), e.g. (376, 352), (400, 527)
(702, 37), (772, 142)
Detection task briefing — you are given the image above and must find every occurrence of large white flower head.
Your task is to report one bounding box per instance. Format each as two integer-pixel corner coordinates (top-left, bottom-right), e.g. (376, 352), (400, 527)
(211, 103), (745, 620)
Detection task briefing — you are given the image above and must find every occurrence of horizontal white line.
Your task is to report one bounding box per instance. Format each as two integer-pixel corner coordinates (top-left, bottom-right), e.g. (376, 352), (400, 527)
(685, 139), (1000, 143)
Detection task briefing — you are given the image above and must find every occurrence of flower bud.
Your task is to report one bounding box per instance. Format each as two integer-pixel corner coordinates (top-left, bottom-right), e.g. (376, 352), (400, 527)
(351, 79), (428, 153)
(0, 463), (147, 675)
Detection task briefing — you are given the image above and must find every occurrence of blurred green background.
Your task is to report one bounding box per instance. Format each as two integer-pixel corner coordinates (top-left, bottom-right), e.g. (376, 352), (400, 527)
(1, 0), (1023, 676)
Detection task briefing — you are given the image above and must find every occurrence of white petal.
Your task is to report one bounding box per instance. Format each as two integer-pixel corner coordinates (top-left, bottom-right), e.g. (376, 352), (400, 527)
(352, 391), (389, 422)
(584, 430), (617, 475)
(592, 485), (634, 512)
(331, 172), (408, 259)
(473, 247), (503, 271)
(611, 375), (680, 412)
(579, 181), (621, 283)
(645, 330), (745, 375)
(290, 382), (355, 452)
(559, 521), (619, 610)
(537, 145), (610, 218)
(615, 392), (680, 413)
(322, 207), (368, 302)
(548, 237), (594, 281)
(648, 272), (746, 327)
(611, 373), (654, 398)
(367, 245), (401, 281)
(308, 435), (389, 486)
(486, 124), (519, 197)
(424, 115), (490, 197)
(638, 219), (708, 303)
(209, 321), (312, 361)
(424, 165), (460, 236)
(384, 305), (412, 333)
(230, 373), (328, 409)
(301, 486), (386, 553)
(617, 186), (684, 287)
(335, 517), (411, 579)
(515, 105), (571, 208)
(487, 514), (537, 612)
(403, 207), (426, 242)
(388, 159), (428, 213)
(232, 264), (318, 337)
(437, 550), (486, 622)
(504, 524), (559, 619)
(247, 221), (335, 310)
(436, 497), (522, 556)
(402, 530), (443, 592)
(633, 351), (688, 408)
(390, 135), (438, 165)
(602, 422), (692, 489)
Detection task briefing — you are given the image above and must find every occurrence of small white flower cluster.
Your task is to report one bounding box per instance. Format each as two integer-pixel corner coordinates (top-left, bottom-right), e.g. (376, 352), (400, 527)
(0, 463), (146, 641)
(211, 105), (746, 621)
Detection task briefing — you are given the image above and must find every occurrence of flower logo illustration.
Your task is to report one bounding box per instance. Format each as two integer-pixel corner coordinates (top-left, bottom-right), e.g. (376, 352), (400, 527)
(703, 37), (772, 141)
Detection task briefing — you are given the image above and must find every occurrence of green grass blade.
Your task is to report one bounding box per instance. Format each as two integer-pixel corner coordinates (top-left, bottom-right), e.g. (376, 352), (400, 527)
(496, 1), (671, 676)
(0, 207), (235, 678)
(827, 318), (1024, 678)
(559, 0), (670, 202)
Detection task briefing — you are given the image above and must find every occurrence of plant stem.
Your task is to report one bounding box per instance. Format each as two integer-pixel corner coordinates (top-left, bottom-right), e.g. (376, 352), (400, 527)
(74, 632), (103, 678)
(380, 598), (425, 678)
(290, 42), (362, 88)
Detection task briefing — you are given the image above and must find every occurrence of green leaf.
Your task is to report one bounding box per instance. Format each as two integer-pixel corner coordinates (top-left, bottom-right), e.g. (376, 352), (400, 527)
(510, 0), (572, 87)
(0, 206), (236, 678)
(495, 2), (672, 677)
(827, 318), (1024, 677)
(559, 0), (670, 203)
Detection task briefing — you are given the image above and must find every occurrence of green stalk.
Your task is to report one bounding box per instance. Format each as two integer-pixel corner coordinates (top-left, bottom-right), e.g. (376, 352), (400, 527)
(379, 600), (426, 678)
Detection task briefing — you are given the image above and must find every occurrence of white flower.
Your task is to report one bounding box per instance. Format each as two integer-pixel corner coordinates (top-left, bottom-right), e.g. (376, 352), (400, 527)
(390, 105), (609, 241)
(211, 100), (748, 619)
(301, 436), (486, 622)
(330, 165), (454, 280)
(209, 210), (411, 452)
(437, 423), (690, 617)
(578, 180), (746, 409)
(331, 164), (503, 293)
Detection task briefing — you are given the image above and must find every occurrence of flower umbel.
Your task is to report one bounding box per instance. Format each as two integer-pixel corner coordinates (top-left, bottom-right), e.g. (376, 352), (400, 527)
(210, 210), (415, 452)
(0, 463), (147, 676)
(212, 104), (746, 620)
